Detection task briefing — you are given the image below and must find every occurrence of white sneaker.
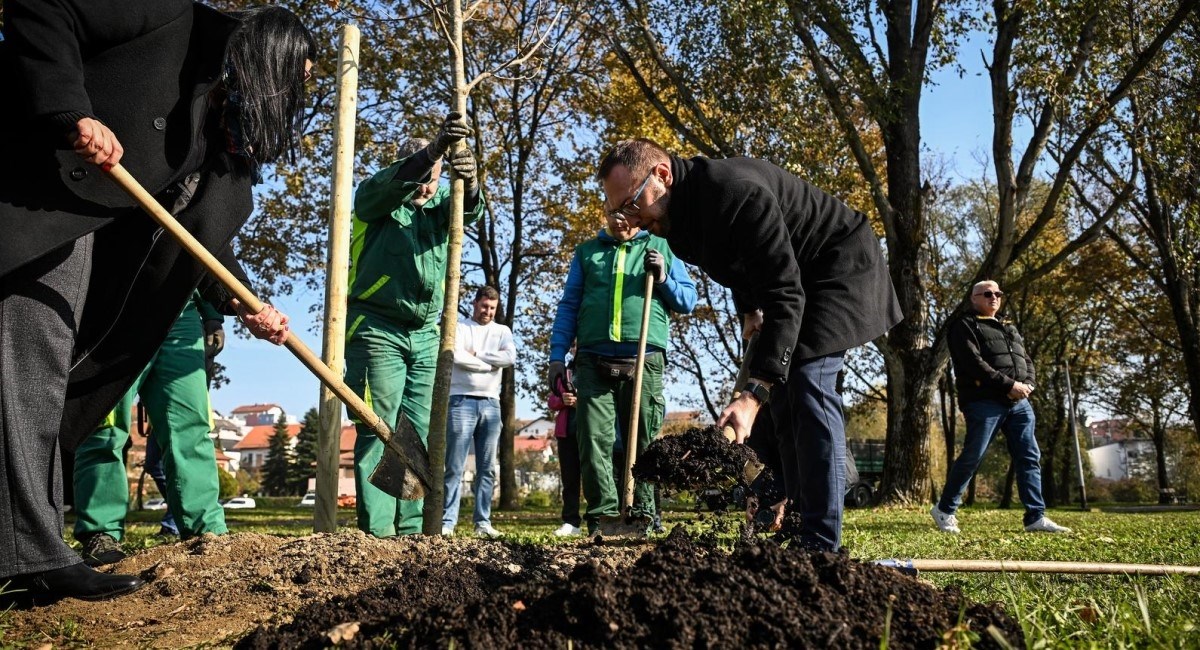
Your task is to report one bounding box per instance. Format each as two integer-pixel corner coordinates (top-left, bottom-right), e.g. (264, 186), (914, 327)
(441, 526), (454, 536)
(552, 523), (582, 537)
(1024, 516), (1072, 533)
(930, 506), (961, 534)
(475, 523), (502, 538)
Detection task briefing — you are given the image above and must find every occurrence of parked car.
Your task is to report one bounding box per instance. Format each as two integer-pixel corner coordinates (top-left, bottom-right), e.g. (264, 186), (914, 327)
(298, 492), (316, 507)
(222, 497), (257, 509)
(142, 498), (168, 511)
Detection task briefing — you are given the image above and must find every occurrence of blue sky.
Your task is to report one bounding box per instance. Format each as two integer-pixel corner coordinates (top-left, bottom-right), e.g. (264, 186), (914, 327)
(212, 37), (1007, 422)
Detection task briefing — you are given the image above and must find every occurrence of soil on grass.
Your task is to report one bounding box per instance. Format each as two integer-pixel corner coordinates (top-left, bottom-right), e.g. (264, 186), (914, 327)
(6, 528), (1024, 649)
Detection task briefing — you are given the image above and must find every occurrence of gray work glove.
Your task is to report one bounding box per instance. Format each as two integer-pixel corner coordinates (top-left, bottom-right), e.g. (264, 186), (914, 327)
(447, 147), (478, 192)
(644, 249), (667, 284)
(427, 111), (472, 159)
(203, 320), (226, 358)
(548, 361), (567, 397)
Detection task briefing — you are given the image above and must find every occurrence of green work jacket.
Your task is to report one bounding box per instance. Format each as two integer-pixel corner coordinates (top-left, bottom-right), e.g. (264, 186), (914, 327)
(347, 152), (485, 333)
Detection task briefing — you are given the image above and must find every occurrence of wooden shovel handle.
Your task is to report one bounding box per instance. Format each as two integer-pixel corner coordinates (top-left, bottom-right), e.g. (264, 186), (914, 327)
(103, 163), (394, 443)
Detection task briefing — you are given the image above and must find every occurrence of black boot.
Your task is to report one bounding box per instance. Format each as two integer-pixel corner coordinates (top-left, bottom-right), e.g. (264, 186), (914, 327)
(80, 532), (127, 567)
(1, 562), (144, 607)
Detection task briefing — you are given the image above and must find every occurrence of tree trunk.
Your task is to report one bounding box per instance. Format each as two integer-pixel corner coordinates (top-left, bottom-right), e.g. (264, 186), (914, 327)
(1152, 410), (1171, 497)
(880, 344), (938, 504)
(498, 370), (519, 509)
(965, 475), (976, 507)
(424, 0), (469, 534)
(939, 366), (957, 485)
(1162, 276), (1200, 443)
(999, 462), (1015, 508)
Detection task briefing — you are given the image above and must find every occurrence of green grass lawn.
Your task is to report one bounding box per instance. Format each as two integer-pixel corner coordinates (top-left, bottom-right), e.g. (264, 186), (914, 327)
(65, 500), (1200, 647)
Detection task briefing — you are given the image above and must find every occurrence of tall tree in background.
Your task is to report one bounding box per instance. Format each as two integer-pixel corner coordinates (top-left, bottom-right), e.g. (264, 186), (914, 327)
(460, 0), (602, 508)
(291, 407), (321, 494)
(262, 415), (295, 496)
(584, 0), (881, 418)
(1078, 11), (1200, 440)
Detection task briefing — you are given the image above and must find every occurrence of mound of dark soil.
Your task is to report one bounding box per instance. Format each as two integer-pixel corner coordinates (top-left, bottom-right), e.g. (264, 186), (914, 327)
(383, 528), (1023, 648)
(633, 426), (760, 492)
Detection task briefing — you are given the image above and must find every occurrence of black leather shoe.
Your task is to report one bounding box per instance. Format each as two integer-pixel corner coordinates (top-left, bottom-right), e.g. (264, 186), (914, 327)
(1, 562), (144, 607)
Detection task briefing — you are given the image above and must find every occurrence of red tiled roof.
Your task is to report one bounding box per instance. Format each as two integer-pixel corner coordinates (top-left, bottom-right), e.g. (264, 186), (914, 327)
(231, 403), (282, 415)
(233, 423), (301, 450)
(341, 425), (356, 452)
(515, 437), (552, 453)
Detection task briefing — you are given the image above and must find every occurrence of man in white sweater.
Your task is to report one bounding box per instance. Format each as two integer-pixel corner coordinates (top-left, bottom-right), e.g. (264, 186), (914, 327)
(443, 286), (517, 537)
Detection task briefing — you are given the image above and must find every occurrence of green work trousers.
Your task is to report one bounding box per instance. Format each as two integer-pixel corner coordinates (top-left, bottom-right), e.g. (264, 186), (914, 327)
(345, 313), (437, 537)
(73, 300), (226, 540)
(575, 352), (666, 522)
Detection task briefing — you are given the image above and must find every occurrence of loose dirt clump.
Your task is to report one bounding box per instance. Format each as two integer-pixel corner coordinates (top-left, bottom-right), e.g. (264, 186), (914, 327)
(353, 528), (1024, 649)
(633, 426), (760, 492)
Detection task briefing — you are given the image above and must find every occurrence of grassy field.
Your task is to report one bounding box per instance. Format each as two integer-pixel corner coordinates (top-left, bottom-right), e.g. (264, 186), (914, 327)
(48, 500), (1200, 647)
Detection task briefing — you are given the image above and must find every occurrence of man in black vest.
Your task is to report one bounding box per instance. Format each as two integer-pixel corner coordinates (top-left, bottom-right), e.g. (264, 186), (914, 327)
(932, 281), (1071, 534)
(596, 139), (901, 552)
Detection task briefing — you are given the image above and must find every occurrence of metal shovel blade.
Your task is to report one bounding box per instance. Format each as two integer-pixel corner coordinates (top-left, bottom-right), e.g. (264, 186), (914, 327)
(368, 412), (434, 500)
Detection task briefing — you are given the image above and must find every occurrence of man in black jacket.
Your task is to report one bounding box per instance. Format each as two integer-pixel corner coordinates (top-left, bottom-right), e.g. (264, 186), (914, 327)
(1, 1), (310, 604)
(932, 281), (1071, 534)
(597, 139), (901, 552)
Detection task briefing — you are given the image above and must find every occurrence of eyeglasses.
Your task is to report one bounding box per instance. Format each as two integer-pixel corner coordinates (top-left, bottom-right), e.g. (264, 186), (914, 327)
(606, 170), (654, 222)
(974, 290), (1004, 299)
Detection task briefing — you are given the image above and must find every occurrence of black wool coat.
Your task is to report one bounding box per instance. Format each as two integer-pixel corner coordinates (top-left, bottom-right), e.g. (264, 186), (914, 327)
(665, 156), (902, 384)
(947, 313), (1036, 407)
(0, 0), (255, 451)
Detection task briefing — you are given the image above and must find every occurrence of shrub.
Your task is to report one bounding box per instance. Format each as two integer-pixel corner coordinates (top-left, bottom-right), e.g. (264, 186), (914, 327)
(217, 467), (238, 500)
(524, 490), (552, 508)
(236, 468), (261, 496)
(1110, 478), (1155, 503)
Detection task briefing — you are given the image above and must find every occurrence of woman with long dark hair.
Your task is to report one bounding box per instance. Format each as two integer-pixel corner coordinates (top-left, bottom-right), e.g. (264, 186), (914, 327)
(0, 1), (317, 605)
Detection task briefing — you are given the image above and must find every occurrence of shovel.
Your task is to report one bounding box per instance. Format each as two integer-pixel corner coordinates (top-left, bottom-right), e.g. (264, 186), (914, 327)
(104, 163), (431, 499)
(722, 332), (766, 485)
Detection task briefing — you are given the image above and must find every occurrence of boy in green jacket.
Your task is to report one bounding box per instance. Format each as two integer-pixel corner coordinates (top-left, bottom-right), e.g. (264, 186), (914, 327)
(346, 113), (485, 536)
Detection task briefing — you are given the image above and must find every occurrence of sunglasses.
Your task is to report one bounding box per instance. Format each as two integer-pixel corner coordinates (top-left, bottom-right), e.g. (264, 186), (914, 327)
(606, 170), (654, 222)
(974, 290), (1004, 299)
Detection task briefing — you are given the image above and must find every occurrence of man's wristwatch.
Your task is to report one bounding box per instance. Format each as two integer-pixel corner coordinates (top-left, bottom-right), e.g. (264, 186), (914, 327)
(741, 380), (771, 405)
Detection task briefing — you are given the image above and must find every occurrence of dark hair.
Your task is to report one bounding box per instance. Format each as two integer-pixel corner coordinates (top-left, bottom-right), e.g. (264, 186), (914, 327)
(597, 138), (671, 181)
(223, 6), (317, 166)
(474, 286), (500, 302)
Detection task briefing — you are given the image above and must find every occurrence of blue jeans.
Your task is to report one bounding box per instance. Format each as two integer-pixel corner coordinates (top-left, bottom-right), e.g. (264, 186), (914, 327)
(144, 435), (179, 536)
(769, 351), (847, 552)
(443, 395), (502, 528)
(938, 398), (1045, 526)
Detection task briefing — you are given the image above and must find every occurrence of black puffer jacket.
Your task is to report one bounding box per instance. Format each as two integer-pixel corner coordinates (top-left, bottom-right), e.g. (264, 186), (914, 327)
(948, 313), (1036, 406)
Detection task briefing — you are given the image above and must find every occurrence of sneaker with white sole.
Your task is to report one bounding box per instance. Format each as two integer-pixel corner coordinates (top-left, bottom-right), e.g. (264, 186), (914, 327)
(1024, 516), (1072, 533)
(930, 506), (961, 534)
(475, 523), (502, 538)
(441, 526), (455, 536)
(552, 523), (582, 537)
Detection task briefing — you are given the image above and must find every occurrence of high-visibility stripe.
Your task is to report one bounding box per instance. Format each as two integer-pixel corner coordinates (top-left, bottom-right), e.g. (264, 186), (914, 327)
(350, 378), (372, 424)
(98, 408), (118, 430)
(347, 314), (366, 340)
(356, 274), (390, 301)
(610, 245), (627, 341)
(347, 216), (367, 292)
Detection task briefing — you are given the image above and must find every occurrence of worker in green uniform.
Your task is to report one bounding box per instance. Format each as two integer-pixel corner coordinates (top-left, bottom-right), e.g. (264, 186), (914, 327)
(73, 292), (228, 566)
(346, 112), (485, 537)
(548, 210), (697, 535)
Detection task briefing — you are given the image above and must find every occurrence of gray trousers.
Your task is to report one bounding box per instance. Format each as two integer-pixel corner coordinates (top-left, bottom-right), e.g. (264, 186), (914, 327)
(0, 234), (93, 578)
